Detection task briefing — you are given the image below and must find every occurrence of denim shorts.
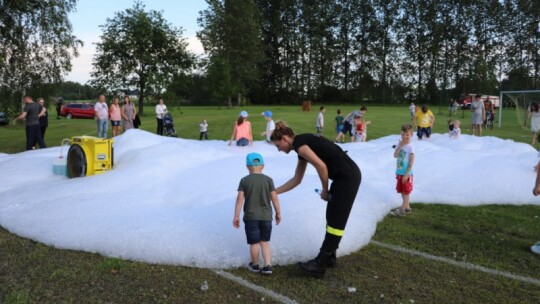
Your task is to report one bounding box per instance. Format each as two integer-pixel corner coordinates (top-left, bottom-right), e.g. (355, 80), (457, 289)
(237, 137), (249, 146)
(244, 220), (272, 244)
(111, 120), (121, 127)
(417, 127), (431, 138)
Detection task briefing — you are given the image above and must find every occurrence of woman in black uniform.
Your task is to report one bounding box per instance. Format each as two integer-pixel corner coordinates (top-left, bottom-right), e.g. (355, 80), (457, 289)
(271, 121), (361, 276)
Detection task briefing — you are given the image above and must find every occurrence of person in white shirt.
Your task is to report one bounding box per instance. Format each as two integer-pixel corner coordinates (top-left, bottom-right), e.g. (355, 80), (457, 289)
(448, 120), (461, 138)
(199, 119), (208, 140)
(155, 98), (167, 136)
(409, 103), (416, 120)
(94, 95), (109, 138)
(316, 106), (325, 136)
(261, 111), (275, 143)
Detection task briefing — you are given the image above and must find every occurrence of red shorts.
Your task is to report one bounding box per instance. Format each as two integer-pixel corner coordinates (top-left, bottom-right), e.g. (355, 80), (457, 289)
(396, 174), (413, 194)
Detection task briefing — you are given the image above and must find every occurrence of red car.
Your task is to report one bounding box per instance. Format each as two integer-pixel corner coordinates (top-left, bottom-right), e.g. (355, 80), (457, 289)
(61, 103), (95, 119)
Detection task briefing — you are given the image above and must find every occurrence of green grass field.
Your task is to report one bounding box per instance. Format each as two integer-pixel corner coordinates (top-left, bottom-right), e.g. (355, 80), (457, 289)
(1, 105), (539, 303)
(0, 103), (534, 153)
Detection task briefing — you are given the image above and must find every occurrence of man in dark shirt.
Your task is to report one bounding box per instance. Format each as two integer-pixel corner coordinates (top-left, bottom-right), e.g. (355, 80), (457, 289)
(14, 95), (47, 150)
(55, 98), (63, 119)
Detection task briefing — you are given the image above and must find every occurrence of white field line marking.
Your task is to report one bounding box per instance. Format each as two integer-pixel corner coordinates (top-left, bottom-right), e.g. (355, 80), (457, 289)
(215, 270), (299, 304)
(371, 240), (540, 286)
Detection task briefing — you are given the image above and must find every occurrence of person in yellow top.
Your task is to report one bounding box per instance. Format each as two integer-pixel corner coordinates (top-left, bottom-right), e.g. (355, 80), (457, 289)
(413, 104), (435, 140)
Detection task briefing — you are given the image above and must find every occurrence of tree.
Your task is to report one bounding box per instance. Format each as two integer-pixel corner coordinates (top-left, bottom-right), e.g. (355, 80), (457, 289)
(0, 0), (82, 114)
(90, 1), (195, 114)
(502, 0), (540, 90)
(198, 0), (264, 105)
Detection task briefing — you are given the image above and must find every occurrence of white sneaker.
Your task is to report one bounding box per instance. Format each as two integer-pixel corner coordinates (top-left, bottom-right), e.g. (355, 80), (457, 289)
(531, 241), (540, 255)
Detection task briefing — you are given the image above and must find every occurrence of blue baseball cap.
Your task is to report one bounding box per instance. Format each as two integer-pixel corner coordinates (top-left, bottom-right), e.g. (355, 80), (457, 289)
(240, 110), (248, 118)
(261, 111), (273, 118)
(246, 152), (264, 166)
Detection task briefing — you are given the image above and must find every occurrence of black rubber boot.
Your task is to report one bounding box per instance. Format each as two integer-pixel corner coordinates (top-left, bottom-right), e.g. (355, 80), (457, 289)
(326, 251), (337, 268)
(298, 251), (332, 277)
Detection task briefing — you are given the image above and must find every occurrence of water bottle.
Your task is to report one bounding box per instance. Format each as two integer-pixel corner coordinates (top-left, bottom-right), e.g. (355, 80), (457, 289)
(315, 189), (332, 202)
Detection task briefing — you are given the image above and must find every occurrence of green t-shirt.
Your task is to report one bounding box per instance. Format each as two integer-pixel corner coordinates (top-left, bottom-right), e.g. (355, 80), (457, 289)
(335, 114), (344, 126)
(237, 173), (276, 221)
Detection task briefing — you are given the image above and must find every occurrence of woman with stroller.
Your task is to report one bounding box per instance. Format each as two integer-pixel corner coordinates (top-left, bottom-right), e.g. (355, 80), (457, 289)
(156, 98), (168, 136)
(122, 96), (136, 132)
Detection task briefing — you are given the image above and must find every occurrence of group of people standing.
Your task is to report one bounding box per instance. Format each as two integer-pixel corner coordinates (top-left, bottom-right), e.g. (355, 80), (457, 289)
(334, 106), (370, 143)
(408, 95), (492, 141)
(14, 96), (48, 150)
(94, 95), (138, 139)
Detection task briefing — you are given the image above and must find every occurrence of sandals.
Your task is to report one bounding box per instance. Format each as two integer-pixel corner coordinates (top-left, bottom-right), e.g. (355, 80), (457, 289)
(390, 207), (412, 217)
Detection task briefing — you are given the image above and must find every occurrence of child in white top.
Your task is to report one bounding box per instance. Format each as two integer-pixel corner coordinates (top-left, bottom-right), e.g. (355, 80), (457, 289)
(260, 111), (275, 143)
(316, 106), (325, 136)
(449, 120), (461, 138)
(199, 119), (208, 140)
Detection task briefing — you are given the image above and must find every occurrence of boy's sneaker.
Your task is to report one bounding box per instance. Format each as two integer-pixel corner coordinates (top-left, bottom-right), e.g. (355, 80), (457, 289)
(261, 265), (273, 275)
(247, 262), (260, 273)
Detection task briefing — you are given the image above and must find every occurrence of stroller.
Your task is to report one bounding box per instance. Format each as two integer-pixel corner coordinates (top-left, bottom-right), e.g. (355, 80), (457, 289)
(484, 110), (494, 130)
(163, 113), (177, 137)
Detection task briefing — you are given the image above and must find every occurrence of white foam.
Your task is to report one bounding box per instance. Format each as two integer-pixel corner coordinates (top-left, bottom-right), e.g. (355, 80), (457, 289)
(0, 129), (538, 268)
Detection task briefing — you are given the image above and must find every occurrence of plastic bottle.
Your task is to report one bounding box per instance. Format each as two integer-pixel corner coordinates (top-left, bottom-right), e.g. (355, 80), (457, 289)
(314, 189), (333, 201)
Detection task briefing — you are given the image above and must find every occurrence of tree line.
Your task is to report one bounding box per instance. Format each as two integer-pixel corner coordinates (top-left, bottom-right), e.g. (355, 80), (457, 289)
(196, 0), (539, 106)
(1, 0), (538, 115)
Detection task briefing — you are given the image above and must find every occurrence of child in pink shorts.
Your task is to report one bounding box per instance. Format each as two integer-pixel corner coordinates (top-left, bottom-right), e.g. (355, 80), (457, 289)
(391, 124), (415, 216)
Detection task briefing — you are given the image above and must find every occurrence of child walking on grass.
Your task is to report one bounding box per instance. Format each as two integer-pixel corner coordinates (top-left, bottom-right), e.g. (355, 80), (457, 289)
(233, 153), (281, 274)
(316, 106), (325, 136)
(199, 119), (208, 140)
(391, 124), (415, 216)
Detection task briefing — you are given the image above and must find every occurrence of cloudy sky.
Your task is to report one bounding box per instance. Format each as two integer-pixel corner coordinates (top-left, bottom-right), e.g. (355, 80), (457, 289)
(66, 0), (207, 84)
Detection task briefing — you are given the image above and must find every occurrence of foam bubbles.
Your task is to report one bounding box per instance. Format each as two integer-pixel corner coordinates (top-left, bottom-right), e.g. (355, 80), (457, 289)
(0, 130), (538, 268)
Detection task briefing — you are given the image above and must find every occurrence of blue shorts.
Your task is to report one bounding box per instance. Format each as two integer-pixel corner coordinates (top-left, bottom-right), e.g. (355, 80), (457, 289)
(237, 137), (249, 146)
(336, 125), (343, 134)
(244, 220), (272, 244)
(417, 127), (431, 139)
(111, 120), (121, 127)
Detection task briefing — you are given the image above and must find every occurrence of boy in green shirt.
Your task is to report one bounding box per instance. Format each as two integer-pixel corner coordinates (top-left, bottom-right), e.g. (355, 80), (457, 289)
(233, 153), (281, 275)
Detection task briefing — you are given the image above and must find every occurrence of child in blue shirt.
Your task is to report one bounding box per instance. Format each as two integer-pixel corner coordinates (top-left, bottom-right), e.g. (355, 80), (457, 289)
(391, 124), (415, 216)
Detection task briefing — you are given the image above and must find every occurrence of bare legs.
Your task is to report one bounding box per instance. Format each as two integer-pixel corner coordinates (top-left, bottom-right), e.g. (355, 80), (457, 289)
(250, 241), (271, 266)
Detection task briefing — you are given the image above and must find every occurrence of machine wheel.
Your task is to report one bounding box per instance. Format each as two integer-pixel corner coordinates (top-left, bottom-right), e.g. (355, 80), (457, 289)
(67, 144), (87, 178)
(66, 113), (73, 119)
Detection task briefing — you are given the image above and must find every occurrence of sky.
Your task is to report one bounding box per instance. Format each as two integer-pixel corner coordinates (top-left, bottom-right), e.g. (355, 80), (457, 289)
(66, 0), (208, 84)
(0, 131), (538, 268)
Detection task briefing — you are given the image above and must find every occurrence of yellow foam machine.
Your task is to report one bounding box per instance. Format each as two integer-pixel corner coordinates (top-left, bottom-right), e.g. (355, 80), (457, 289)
(66, 136), (114, 178)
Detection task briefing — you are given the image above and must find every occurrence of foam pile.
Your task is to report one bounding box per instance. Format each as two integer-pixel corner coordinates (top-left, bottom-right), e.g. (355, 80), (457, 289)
(0, 130), (537, 268)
